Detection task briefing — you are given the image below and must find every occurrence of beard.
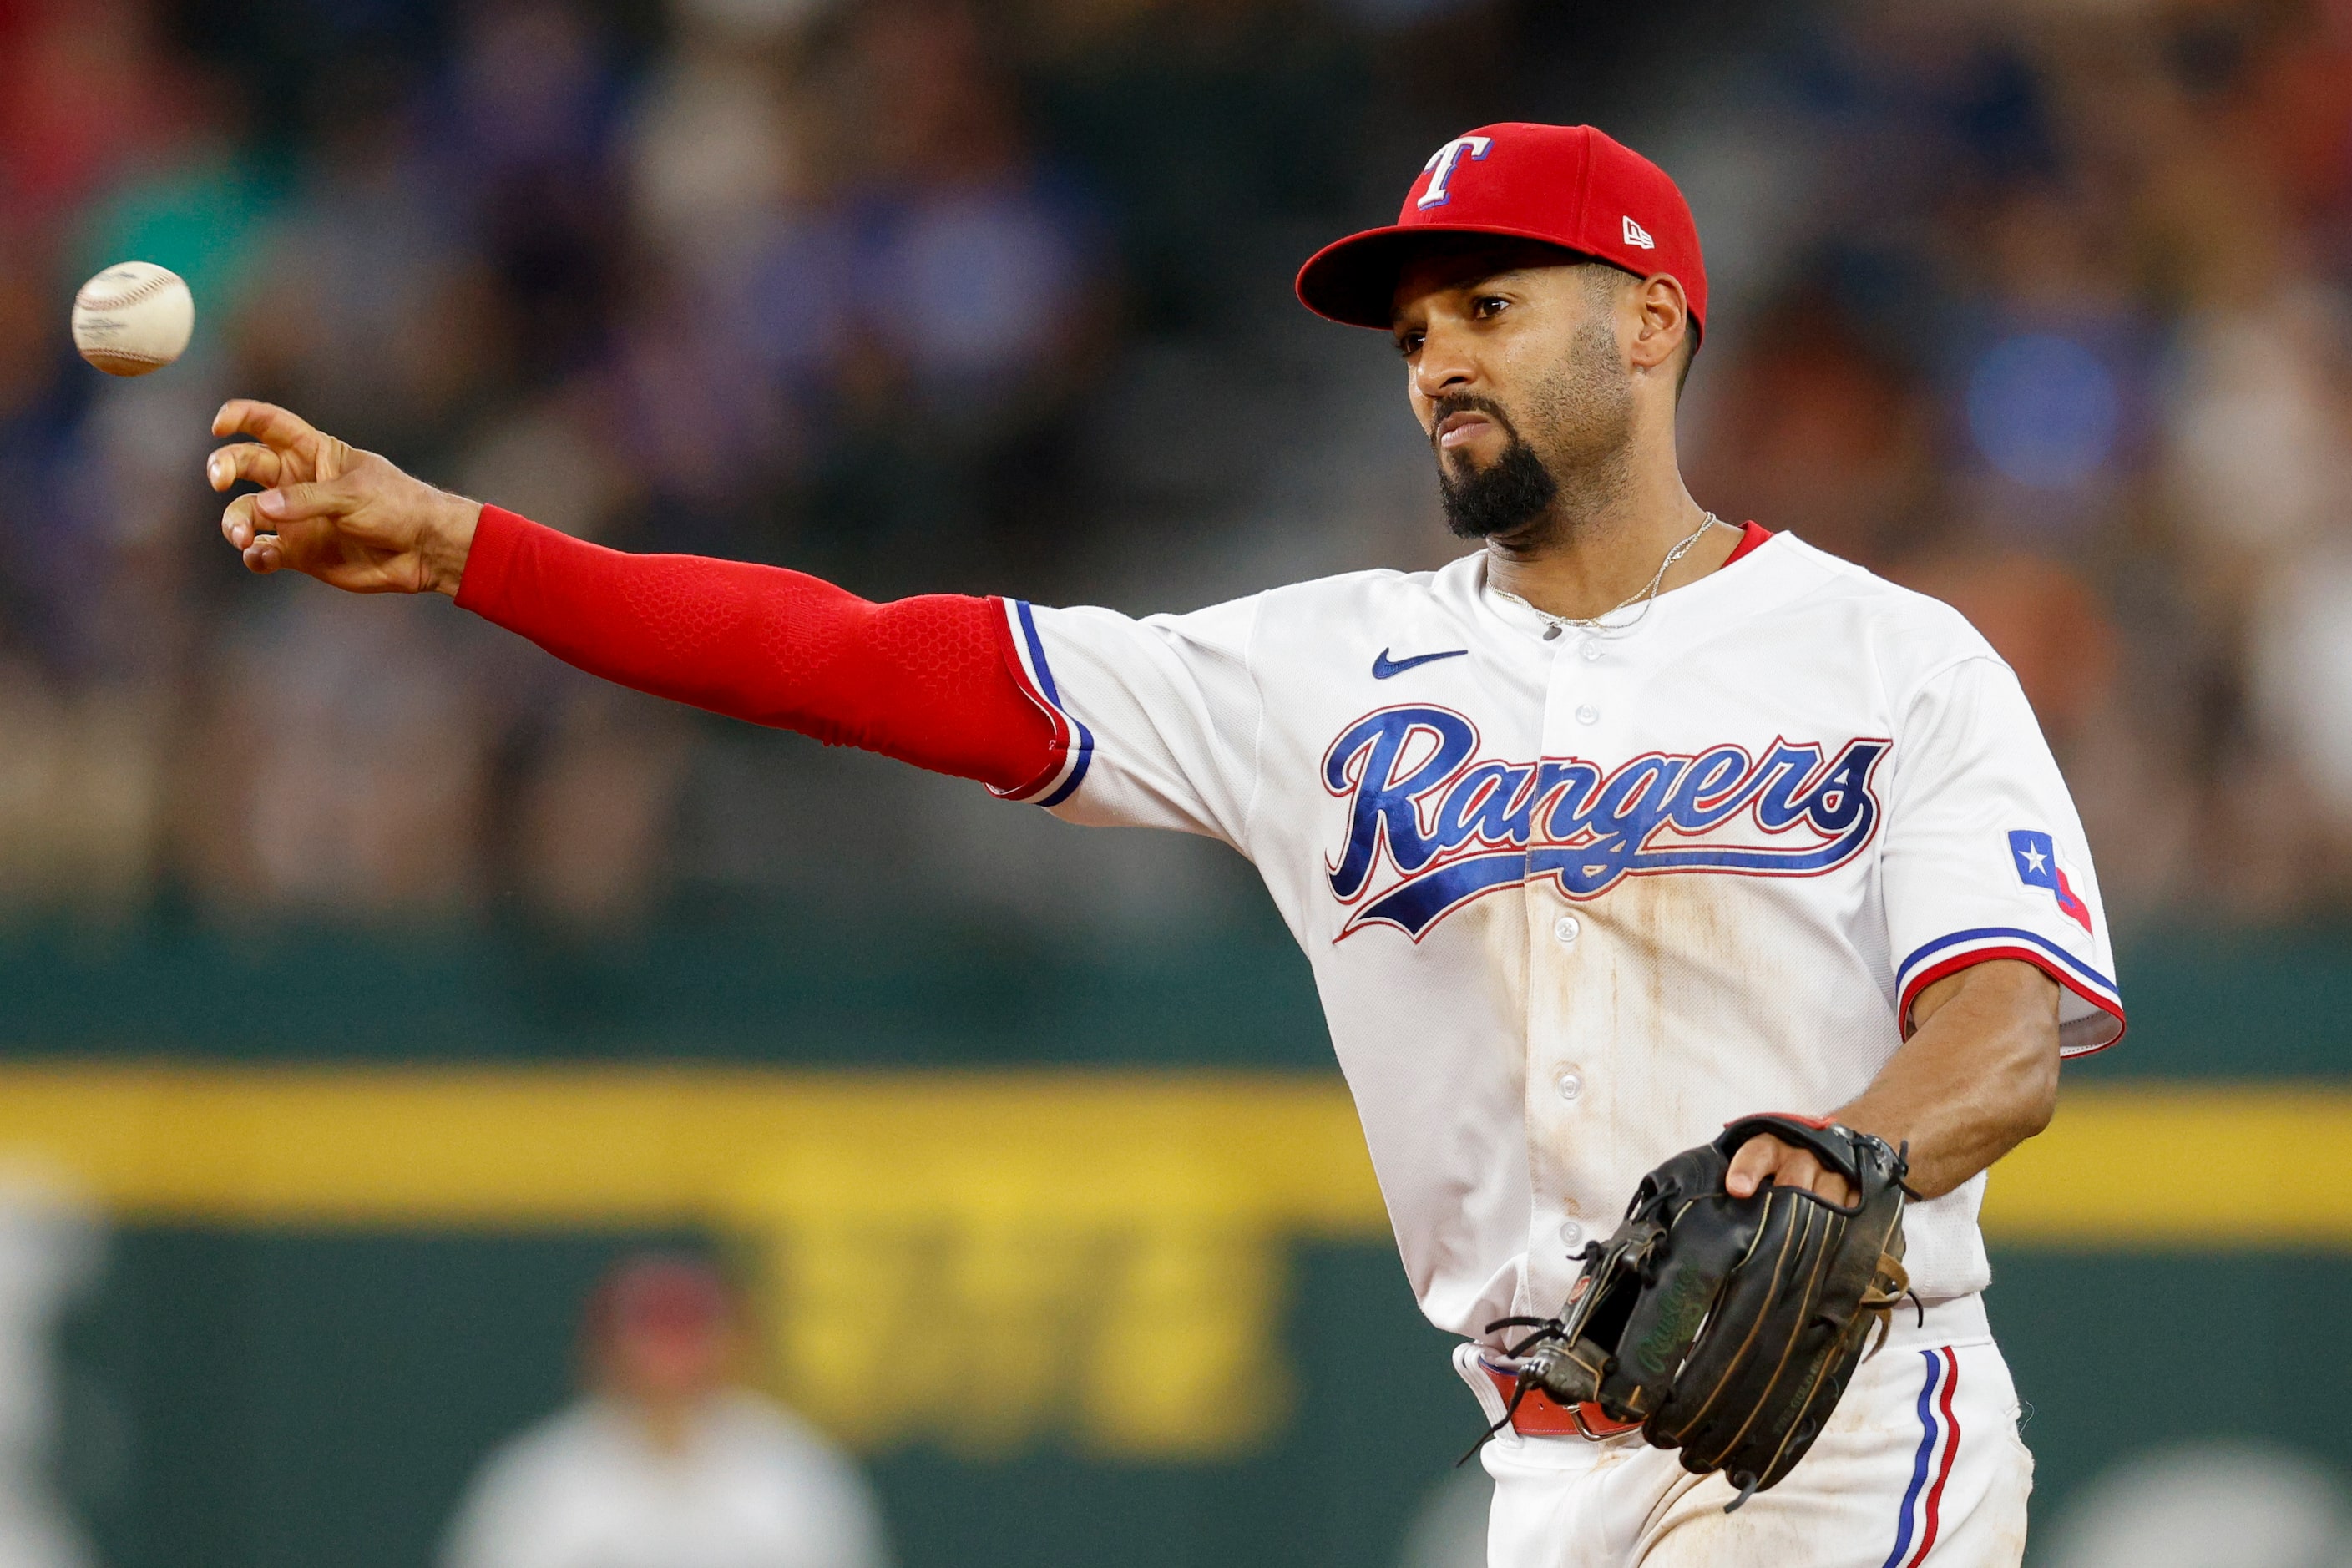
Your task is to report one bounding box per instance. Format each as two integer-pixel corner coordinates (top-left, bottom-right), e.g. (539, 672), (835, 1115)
(1431, 310), (1636, 543)
(1435, 406), (1558, 539)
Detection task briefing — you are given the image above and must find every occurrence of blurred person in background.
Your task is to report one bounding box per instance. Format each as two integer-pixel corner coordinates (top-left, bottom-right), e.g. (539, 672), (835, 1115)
(1682, 287), (1932, 571)
(748, 0), (1109, 582)
(442, 1254), (889, 1568)
(1887, 538), (2198, 923)
(432, 0), (629, 385)
(0, 1169), (99, 1568)
(2039, 1438), (2352, 1568)
(174, 592), (498, 917)
(1395, 1463), (1490, 1568)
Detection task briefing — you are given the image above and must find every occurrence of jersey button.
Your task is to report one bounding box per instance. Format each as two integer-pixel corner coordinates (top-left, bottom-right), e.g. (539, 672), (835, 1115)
(1579, 640), (1603, 663)
(1554, 1067), (1584, 1101)
(1575, 705), (1599, 725)
(1552, 915), (1580, 944)
(1560, 1220), (1586, 1248)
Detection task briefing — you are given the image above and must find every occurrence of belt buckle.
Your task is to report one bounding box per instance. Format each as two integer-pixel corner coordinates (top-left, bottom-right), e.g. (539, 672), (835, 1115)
(1567, 1401), (1640, 1440)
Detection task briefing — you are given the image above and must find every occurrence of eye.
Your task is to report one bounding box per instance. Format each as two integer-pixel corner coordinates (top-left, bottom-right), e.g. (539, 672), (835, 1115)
(1394, 329), (1424, 358)
(1471, 294), (1509, 321)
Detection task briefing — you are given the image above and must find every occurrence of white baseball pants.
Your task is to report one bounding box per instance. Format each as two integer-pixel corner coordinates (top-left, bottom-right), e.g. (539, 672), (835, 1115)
(1462, 1294), (2032, 1568)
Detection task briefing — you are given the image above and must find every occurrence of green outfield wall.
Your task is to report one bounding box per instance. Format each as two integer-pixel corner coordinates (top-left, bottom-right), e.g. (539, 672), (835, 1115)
(50, 1230), (2352, 1568)
(3, 912), (2346, 1568)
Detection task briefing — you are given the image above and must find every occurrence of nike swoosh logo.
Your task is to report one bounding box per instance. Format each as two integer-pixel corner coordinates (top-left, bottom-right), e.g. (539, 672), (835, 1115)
(1372, 647), (1470, 680)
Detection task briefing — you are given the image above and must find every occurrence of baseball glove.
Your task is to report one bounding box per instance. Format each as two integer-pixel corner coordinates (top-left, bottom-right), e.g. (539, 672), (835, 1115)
(1485, 1115), (1914, 1510)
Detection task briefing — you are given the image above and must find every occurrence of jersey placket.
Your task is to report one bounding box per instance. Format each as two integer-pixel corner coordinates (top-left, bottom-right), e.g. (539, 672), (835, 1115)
(1520, 628), (1626, 1313)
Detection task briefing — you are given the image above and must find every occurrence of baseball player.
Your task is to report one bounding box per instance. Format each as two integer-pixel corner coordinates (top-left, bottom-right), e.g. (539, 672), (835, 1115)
(205, 123), (2120, 1566)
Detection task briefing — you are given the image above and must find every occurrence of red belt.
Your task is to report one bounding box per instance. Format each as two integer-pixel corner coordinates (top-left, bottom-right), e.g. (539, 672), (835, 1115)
(1482, 1363), (1643, 1439)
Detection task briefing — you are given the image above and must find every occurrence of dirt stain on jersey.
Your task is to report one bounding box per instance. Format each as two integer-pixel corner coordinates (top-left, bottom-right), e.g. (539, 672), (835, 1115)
(1482, 883), (1535, 1057)
(1575, 869), (1758, 1154)
(1637, 1486), (1828, 1568)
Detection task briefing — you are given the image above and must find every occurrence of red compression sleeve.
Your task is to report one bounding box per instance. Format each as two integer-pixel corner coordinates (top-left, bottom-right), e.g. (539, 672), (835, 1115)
(453, 506), (1060, 796)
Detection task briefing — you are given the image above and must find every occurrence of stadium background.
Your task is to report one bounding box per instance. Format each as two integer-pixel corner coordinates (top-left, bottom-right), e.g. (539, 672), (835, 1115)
(0, 0), (2349, 1562)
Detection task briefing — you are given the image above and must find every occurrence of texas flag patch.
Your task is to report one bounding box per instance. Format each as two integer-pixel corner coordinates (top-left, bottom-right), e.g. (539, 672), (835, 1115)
(2010, 829), (2092, 933)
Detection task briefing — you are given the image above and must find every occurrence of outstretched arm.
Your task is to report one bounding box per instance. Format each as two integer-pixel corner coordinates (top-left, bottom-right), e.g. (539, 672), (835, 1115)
(208, 400), (1060, 794)
(1727, 959), (2061, 1205)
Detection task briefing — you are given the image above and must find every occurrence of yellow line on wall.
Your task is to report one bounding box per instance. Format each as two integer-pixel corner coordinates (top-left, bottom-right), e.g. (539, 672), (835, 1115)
(0, 1065), (1384, 1229)
(1977, 1081), (2352, 1244)
(0, 1066), (2341, 1246)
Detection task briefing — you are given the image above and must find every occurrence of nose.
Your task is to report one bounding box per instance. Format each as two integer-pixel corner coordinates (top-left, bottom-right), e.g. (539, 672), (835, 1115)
(1410, 322), (1479, 403)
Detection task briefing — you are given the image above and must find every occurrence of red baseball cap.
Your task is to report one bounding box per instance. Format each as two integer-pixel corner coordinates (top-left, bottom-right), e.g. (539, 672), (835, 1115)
(586, 1255), (734, 1348)
(1296, 123), (1707, 337)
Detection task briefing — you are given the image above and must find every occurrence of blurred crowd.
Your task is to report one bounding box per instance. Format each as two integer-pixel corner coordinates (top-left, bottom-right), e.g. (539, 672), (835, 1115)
(1677, 0), (2352, 925)
(0, 0), (2347, 935)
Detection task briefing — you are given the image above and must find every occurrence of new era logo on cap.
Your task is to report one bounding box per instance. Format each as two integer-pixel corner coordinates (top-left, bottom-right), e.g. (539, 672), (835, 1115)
(1622, 215), (1654, 249)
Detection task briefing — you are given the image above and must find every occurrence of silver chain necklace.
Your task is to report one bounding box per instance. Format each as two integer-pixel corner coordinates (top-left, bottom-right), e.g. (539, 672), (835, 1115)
(1495, 512), (1728, 641)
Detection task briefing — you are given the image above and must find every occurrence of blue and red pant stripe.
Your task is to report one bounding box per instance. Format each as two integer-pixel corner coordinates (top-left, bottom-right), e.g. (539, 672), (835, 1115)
(1881, 1347), (1963, 1568)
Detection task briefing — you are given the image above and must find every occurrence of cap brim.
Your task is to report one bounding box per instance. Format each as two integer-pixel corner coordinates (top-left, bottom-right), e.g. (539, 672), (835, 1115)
(1294, 223), (1602, 329)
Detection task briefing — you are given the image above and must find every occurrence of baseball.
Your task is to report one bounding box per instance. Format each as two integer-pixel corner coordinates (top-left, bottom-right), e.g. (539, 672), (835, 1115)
(71, 262), (195, 377)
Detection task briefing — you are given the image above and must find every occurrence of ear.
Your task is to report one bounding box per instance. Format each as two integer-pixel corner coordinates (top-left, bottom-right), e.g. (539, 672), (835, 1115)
(1626, 275), (1692, 378)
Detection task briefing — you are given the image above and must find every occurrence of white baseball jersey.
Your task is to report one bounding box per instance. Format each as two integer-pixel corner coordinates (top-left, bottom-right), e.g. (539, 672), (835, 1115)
(442, 1391), (889, 1568)
(993, 529), (2123, 1339)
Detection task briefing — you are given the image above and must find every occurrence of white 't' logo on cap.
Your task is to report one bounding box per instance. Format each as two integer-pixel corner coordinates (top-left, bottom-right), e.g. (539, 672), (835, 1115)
(1623, 215), (1656, 249)
(1418, 136), (1494, 210)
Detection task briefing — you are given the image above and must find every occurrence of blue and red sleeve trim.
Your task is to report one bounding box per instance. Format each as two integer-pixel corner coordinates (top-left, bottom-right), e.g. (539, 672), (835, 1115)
(990, 599), (1095, 807)
(1895, 927), (2124, 1056)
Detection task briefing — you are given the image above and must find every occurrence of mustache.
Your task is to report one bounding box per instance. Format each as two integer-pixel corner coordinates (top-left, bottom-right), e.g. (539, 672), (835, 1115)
(1429, 395), (1522, 449)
